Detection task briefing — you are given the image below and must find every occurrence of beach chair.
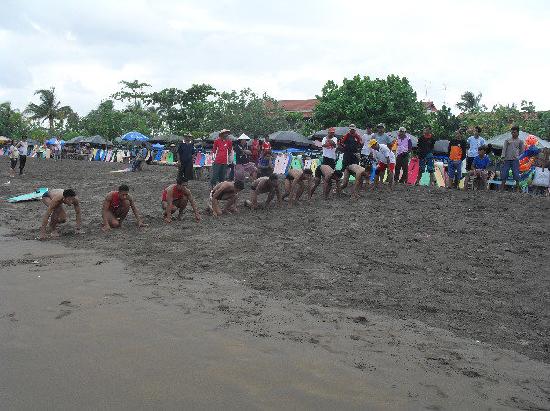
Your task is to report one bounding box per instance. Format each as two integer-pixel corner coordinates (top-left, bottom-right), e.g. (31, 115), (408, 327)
(290, 155), (303, 170)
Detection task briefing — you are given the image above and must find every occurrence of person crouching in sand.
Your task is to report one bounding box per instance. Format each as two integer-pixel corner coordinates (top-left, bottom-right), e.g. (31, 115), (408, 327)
(283, 168), (312, 206)
(102, 184), (147, 232)
(244, 175), (282, 210)
(208, 180), (244, 216)
(308, 165), (343, 200)
(40, 189), (82, 240)
(162, 177), (201, 223)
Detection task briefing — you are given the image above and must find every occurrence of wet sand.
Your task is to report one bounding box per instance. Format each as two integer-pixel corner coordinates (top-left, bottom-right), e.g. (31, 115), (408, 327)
(1, 158), (549, 409)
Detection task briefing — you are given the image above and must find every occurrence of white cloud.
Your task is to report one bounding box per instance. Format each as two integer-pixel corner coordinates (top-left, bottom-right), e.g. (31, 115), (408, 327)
(0, 0), (548, 116)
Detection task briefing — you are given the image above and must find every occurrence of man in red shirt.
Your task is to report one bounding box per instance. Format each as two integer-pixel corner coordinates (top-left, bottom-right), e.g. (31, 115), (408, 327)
(251, 135), (260, 164)
(210, 129), (233, 188)
(261, 135), (272, 155)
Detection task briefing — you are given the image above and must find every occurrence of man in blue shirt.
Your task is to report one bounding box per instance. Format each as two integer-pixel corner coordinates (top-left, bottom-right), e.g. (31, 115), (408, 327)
(464, 145), (490, 189)
(466, 126), (486, 170)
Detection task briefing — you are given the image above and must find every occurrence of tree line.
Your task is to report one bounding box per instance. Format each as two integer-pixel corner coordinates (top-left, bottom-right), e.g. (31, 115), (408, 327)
(1, 76), (549, 142)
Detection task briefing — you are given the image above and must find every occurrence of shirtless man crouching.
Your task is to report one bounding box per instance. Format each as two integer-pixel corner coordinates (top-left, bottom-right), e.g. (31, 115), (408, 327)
(308, 165), (343, 200)
(345, 163), (368, 199)
(208, 180), (245, 216)
(40, 189), (82, 240)
(283, 168), (312, 206)
(244, 174), (282, 210)
(162, 177), (201, 223)
(102, 184), (146, 232)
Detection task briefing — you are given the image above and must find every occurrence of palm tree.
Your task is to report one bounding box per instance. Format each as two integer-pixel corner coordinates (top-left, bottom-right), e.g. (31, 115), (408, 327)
(25, 87), (73, 136)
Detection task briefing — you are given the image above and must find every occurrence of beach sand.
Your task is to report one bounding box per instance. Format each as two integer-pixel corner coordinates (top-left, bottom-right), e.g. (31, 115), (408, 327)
(1, 158), (549, 409)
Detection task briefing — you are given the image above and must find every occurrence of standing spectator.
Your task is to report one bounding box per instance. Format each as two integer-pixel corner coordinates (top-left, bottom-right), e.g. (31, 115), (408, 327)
(466, 126), (486, 170)
(16, 136), (29, 175)
(374, 123), (394, 146)
(53, 136), (62, 160)
(251, 135), (261, 164)
(234, 135), (257, 182)
(210, 129), (233, 187)
(176, 134), (195, 180)
(415, 126), (436, 186)
(321, 127), (338, 169)
(447, 128), (467, 189)
(394, 127), (412, 183)
(261, 135), (272, 155)
(500, 125), (525, 191)
(8, 140), (19, 178)
(339, 124), (363, 189)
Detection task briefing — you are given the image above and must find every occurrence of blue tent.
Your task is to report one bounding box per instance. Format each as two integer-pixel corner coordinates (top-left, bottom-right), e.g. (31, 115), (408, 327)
(46, 138), (65, 145)
(121, 131), (150, 142)
(151, 143), (165, 149)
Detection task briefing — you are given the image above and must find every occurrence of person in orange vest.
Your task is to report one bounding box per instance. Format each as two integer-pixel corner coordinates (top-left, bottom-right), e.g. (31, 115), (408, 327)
(447, 128), (467, 189)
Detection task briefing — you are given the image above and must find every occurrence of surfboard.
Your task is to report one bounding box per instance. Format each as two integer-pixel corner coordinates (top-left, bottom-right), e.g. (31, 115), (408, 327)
(434, 161), (446, 187)
(407, 157), (419, 184)
(8, 187), (49, 203)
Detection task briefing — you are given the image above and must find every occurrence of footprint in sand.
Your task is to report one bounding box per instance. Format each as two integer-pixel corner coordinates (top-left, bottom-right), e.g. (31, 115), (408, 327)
(55, 300), (79, 319)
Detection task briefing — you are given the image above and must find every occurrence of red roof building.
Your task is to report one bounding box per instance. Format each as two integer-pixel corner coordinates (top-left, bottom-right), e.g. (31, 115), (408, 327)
(422, 101), (438, 113)
(277, 99), (318, 118)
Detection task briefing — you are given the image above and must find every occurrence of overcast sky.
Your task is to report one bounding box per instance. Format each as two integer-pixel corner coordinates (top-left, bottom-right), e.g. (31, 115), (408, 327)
(1, 0), (549, 115)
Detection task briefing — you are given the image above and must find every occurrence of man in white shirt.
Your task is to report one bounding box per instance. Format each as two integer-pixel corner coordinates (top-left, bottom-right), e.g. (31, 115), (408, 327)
(321, 127), (338, 169)
(16, 137), (29, 175)
(54, 137), (62, 161)
(369, 139), (395, 189)
(466, 126), (486, 170)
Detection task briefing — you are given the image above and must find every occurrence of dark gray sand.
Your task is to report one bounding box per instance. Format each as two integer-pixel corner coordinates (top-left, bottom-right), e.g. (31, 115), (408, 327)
(1, 158), (549, 409)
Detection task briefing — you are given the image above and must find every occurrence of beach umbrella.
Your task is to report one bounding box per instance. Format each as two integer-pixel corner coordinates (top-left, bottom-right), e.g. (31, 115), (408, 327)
(433, 139), (449, 154)
(46, 137), (65, 145)
(154, 134), (183, 143)
(268, 130), (314, 147)
(388, 130), (418, 148)
(151, 143), (165, 149)
(120, 131), (150, 142)
(311, 126), (367, 140)
(66, 136), (86, 144)
(86, 135), (112, 146)
(485, 130), (550, 149)
(0, 136), (11, 143)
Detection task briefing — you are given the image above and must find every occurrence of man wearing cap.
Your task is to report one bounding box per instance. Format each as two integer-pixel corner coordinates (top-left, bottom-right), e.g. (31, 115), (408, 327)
(394, 127), (413, 184)
(339, 125), (363, 189)
(374, 123), (394, 147)
(234, 134), (257, 182)
(321, 127), (338, 169)
(369, 139), (395, 189)
(176, 134), (195, 180)
(211, 129), (233, 188)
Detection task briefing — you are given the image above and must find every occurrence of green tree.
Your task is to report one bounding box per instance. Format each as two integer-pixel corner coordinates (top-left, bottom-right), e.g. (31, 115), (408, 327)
(24, 87), (73, 136)
(147, 84), (216, 133)
(314, 74), (427, 134)
(428, 105), (460, 139)
(456, 91), (486, 113)
(112, 80), (151, 108)
(80, 100), (125, 140)
(0, 102), (30, 139)
(206, 89), (287, 136)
